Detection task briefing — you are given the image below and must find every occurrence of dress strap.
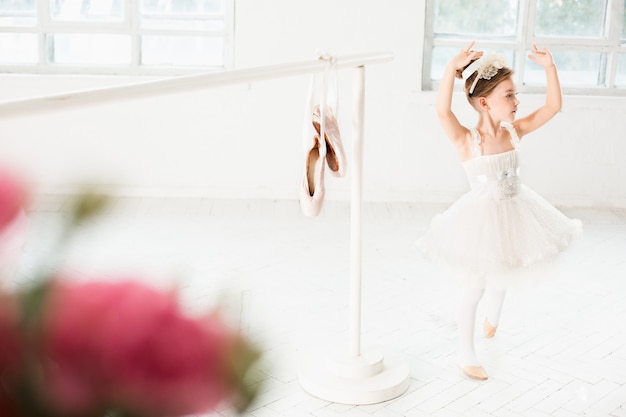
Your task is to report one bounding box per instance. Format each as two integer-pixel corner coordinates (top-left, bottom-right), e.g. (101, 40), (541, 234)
(501, 122), (521, 149)
(469, 128), (482, 157)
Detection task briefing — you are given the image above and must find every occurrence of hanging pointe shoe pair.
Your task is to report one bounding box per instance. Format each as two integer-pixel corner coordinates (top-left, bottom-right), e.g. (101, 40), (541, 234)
(300, 108), (346, 217)
(300, 54), (346, 217)
(312, 105), (346, 178)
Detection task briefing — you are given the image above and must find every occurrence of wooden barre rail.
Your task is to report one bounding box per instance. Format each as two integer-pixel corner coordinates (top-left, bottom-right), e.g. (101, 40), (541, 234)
(0, 51), (393, 118)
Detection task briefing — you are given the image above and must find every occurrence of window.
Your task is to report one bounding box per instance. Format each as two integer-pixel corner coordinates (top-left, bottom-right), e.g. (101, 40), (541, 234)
(0, 0), (234, 75)
(423, 0), (626, 95)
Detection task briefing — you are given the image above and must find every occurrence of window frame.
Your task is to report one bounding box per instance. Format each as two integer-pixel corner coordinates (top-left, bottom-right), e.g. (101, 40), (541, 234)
(0, 0), (235, 76)
(422, 0), (626, 96)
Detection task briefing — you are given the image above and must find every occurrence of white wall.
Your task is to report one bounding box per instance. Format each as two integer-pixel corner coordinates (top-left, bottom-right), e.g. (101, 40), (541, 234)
(0, 1), (624, 208)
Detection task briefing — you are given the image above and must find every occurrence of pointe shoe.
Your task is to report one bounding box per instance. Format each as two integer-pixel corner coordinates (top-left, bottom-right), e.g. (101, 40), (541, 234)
(484, 319), (497, 338)
(463, 365), (489, 381)
(299, 134), (326, 216)
(312, 105), (346, 177)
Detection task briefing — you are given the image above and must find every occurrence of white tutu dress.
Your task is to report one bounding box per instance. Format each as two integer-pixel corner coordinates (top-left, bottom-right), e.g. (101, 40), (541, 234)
(417, 123), (582, 286)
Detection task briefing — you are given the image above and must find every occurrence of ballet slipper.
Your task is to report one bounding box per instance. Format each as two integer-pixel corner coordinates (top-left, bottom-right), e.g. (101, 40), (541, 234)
(299, 134), (326, 217)
(312, 105), (346, 177)
(484, 319), (497, 338)
(463, 365), (489, 381)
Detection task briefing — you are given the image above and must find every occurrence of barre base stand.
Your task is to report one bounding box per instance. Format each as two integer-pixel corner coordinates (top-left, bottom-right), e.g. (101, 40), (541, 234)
(299, 347), (410, 405)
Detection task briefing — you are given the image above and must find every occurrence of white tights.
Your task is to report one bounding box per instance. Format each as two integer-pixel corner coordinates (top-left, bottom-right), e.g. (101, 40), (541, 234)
(457, 280), (506, 367)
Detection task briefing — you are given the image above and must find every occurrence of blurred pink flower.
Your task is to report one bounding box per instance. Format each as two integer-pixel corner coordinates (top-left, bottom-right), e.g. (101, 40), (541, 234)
(0, 169), (259, 416)
(39, 280), (243, 417)
(0, 170), (26, 232)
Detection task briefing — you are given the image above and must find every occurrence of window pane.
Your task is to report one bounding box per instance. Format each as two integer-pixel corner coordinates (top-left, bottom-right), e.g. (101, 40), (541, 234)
(616, 54), (626, 87)
(51, 0), (124, 21)
(0, 0), (36, 26)
(430, 47), (457, 81)
(433, 0), (518, 37)
(622, 5), (626, 41)
(0, 33), (38, 64)
(49, 34), (131, 65)
(141, 15), (224, 31)
(141, 0), (223, 30)
(142, 0), (223, 14)
(535, 0), (607, 37)
(141, 17), (224, 30)
(0, 0), (36, 13)
(141, 35), (223, 66)
(430, 46), (515, 82)
(525, 50), (601, 86)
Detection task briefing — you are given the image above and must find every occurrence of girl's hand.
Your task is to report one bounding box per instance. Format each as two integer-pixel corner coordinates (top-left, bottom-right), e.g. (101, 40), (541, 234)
(450, 41), (483, 72)
(528, 44), (555, 69)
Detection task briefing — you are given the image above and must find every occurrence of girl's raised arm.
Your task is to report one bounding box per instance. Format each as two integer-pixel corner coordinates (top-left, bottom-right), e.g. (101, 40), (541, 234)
(436, 42), (482, 147)
(516, 45), (562, 137)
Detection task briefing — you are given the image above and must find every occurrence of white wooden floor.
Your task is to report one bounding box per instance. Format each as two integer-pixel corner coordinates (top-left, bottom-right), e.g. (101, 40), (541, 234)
(11, 197), (626, 417)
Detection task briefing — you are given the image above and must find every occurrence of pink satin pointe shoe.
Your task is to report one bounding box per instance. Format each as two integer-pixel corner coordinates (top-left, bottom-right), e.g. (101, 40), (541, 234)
(312, 105), (346, 177)
(299, 134), (326, 217)
(484, 319), (497, 338)
(463, 365), (488, 381)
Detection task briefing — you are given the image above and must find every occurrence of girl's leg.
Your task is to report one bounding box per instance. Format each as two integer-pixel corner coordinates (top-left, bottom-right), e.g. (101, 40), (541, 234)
(457, 283), (485, 370)
(484, 286), (506, 337)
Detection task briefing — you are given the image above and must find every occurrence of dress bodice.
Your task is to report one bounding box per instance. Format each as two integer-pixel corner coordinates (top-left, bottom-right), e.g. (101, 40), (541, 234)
(462, 123), (521, 199)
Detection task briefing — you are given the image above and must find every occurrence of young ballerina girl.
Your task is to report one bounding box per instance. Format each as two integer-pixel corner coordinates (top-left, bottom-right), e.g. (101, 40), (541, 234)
(417, 42), (582, 380)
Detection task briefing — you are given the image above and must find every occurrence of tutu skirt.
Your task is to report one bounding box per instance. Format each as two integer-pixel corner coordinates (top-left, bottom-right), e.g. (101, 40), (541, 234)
(416, 184), (582, 287)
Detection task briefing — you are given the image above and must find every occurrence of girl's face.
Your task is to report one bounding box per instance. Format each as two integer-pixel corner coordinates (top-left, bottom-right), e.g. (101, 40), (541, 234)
(485, 77), (519, 122)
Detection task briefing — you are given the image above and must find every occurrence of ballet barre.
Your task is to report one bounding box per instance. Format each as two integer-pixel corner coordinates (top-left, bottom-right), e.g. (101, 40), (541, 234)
(0, 51), (410, 405)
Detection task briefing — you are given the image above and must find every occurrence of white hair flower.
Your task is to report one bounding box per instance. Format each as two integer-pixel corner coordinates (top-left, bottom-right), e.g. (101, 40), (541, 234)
(462, 53), (507, 94)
